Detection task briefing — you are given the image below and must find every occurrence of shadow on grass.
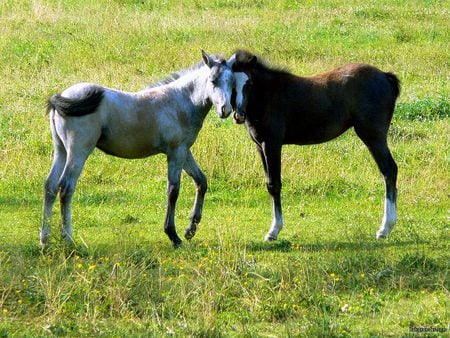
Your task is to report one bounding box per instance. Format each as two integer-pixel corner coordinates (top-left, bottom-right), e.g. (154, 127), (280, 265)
(0, 189), (148, 210)
(4, 235), (431, 260)
(0, 196), (40, 208)
(246, 238), (429, 253)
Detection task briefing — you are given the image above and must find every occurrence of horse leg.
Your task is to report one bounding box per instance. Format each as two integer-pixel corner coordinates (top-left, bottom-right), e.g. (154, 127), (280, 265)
(256, 143), (268, 174)
(40, 132), (66, 248)
(54, 122), (98, 245)
(373, 144), (397, 239)
(164, 147), (186, 247)
(58, 150), (92, 244)
(355, 128), (398, 239)
(260, 142), (284, 241)
(183, 150), (207, 240)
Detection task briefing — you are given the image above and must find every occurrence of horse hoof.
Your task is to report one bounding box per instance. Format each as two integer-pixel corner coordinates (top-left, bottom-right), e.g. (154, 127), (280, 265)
(264, 234), (277, 241)
(61, 234), (75, 247)
(39, 242), (50, 252)
(62, 235), (73, 242)
(172, 238), (183, 248)
(184, 229), (196, 241)
(376, 230), (388, 240)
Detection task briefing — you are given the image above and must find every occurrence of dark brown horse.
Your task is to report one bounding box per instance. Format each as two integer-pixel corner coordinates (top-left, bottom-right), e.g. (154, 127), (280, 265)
(228, 50), (400, 241)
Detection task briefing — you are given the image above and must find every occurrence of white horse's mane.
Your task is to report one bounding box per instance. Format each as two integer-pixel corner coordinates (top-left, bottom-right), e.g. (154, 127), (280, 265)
(145, 54), (226, 89)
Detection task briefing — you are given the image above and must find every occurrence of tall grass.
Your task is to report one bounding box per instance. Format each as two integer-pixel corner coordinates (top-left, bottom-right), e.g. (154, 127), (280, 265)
(1, 0), (449, 336)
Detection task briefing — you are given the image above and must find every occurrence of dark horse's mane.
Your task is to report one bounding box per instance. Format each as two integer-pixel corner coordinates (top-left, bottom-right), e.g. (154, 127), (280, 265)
(233, 49), (292, 77)
(145, 54), (226, 89)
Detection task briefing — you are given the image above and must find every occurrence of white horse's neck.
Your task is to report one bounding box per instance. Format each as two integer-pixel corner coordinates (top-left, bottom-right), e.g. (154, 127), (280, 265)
(170, 66), (212, 111)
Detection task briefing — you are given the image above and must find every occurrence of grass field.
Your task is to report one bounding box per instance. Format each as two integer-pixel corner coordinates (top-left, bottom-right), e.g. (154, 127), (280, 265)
(0, 0), (449, 336)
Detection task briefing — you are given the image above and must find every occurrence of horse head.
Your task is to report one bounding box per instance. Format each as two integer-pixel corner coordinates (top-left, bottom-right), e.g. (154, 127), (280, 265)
(201, 50), (234, 119)
(227, 50), (256, 124)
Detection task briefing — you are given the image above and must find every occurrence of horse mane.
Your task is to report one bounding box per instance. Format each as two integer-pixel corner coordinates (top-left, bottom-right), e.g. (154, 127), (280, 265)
(145, 54), (226, 89)
(233, 49), (292, 77)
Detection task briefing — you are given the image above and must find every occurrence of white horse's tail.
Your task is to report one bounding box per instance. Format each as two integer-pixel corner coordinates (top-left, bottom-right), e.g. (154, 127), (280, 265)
(47, 87), (104, 117)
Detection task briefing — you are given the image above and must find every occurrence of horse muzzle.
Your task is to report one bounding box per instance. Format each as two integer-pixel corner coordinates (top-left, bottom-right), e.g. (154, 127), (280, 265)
(233, 110), (246, 124)
(218, 104), (233, 119)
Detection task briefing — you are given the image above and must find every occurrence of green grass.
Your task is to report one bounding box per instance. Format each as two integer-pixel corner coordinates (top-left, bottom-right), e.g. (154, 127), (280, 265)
(1, 0), (449, 336)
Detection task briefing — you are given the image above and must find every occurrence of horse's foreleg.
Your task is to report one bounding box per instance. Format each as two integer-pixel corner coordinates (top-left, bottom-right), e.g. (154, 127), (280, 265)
(183, 150), (207, 240)
(164, 148), (186, 247)
(261, 143), (283, 241)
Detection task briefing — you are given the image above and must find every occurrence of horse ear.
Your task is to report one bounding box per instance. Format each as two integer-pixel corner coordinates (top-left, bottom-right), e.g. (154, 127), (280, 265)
(201, 50), (213, 68)
(227, 54), (236, 68)
(235, 50), (257, 68)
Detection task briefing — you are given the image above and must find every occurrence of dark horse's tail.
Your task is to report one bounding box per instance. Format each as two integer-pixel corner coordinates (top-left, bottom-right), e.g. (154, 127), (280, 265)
(384, 72), (400, 120)
(47, 87), (104, 117)
(385, 72), (401, 99)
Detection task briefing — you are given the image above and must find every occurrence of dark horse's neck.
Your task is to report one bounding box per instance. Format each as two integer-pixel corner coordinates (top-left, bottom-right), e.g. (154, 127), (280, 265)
(247, 66), (305, 120)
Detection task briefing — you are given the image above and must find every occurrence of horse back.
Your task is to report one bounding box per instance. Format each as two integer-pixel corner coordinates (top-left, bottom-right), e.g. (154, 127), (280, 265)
(288, 64), (399, 116)
(251, 64), (400, 145)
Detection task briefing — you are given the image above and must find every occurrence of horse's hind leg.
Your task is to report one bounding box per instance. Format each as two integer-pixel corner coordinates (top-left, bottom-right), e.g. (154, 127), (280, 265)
(355, 127), (398, 239)
(58, 149), (93, 244)
(54, 124), (98, 245)
(183, 150), (207, 240)
(40, 136), (66, 248)
(375, 146), (397, 239)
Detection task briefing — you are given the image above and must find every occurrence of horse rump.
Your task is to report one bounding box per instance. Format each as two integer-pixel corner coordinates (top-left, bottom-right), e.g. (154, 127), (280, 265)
(384, 72), (401, 99)
(47, 87), (104, 117)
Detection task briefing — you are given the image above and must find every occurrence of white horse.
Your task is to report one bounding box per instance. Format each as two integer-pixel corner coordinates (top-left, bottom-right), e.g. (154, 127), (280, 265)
(41, 50), (235, 248)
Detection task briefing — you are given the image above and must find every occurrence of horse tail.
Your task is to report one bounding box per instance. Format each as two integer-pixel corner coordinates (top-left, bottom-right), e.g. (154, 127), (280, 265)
(47, 87), (104, 117)
(384, 72), (401, 100)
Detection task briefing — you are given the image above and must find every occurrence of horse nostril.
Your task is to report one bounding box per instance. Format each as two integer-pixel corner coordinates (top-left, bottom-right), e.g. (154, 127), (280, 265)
(221, 106), (228, 117)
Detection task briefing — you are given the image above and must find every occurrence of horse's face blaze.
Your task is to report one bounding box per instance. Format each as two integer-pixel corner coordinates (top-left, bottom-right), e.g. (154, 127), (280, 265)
(232, 72), (251, 124)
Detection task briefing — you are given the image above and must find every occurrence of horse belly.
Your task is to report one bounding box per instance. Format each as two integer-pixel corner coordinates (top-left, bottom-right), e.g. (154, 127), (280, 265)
(96, 125), (162, 159)
(96, 140), (160, 158)
(284, 113), (352, 145)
